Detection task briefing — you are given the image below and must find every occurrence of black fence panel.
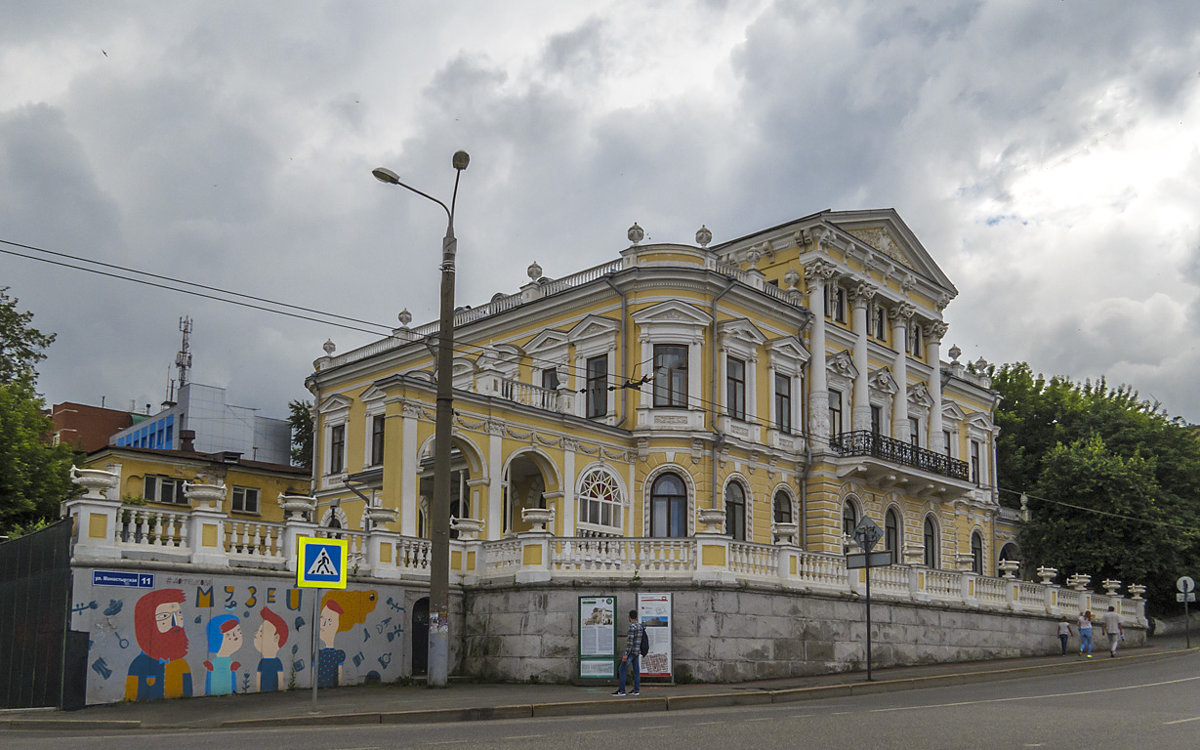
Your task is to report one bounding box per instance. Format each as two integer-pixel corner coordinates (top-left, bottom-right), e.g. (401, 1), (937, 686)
(0, 519), (74, 709)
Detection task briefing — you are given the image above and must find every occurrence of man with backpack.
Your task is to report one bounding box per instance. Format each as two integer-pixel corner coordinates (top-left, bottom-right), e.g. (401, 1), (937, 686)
(612, 609), (646, 696)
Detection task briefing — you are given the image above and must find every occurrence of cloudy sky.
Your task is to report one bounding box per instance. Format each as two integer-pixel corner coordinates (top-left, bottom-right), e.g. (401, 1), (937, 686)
(3, 1), (1199, 426)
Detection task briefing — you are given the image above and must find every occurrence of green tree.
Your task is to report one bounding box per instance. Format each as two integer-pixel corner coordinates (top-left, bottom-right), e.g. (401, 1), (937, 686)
(0, 290), (77, 537)
(992, 362), (1200, 614)
(288, 399), (313, 469)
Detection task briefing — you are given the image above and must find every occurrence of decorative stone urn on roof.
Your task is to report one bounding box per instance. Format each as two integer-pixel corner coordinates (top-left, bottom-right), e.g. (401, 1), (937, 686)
(278, 493), (317, 521)
(184, 480), (225, 510)
(70, 465), (119, 500)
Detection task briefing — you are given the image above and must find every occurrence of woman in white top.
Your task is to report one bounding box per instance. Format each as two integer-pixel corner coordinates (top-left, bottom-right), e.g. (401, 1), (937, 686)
(1077, 610), (1094, 658)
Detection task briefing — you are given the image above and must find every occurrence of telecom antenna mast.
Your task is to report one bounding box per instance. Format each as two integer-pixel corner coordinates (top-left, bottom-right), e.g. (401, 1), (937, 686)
(175, 316), (193, 391)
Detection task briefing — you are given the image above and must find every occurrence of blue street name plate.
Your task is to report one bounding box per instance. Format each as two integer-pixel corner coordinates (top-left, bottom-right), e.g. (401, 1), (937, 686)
(93, 570), (155, 588)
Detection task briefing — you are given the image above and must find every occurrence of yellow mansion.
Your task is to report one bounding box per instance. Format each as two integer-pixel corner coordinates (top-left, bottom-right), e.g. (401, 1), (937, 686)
(307, 209), (1018, 575)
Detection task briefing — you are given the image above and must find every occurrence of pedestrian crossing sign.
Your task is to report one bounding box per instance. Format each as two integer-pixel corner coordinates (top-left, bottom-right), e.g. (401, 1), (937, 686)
(296, 536), (348, 589)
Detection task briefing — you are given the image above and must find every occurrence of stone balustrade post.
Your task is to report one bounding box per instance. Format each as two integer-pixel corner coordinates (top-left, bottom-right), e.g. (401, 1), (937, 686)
(909, 566), (931, 602)
(961, 573), (979, 608)
(515, 530), (553, 583)
(65, 466), (123, 561)
(185, 481), (229, 567)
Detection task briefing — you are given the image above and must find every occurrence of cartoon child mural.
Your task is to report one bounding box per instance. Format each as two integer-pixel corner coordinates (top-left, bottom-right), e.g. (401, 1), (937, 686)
(254, 607), (289, 691)
(203, 614), (243, 695)
(126, 589), (193, 701)
(318, 590), (377, 688)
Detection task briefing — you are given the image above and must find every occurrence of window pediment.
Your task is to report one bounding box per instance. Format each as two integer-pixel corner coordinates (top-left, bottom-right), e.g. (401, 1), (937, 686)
(766, 336), (810, 368)
(908, 382), (933, 408)
(567, 315), (620, 343)
(827, 350), (858, 380)
(869, 367), (898, 395)
(631, 300), (712, 329)
(320, 393), (353, 416)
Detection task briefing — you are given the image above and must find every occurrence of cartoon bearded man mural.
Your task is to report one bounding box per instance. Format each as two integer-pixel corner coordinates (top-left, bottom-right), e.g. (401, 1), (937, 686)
(125, 589), (192, 701)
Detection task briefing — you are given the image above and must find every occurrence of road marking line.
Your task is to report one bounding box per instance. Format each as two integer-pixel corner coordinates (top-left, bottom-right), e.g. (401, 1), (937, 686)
(871, 676), (1200, 713)
(1163, 716), (1200, 725)
(640, 725), (673, 730)
(577, 730), (613, 735)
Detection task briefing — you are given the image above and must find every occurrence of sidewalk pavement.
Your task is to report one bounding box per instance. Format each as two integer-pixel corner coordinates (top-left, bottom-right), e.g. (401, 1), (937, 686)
(3, 635), (1193, 732)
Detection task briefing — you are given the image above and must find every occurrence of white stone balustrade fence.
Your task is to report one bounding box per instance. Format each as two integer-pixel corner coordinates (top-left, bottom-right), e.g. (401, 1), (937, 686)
(62, 493), (1146, 625)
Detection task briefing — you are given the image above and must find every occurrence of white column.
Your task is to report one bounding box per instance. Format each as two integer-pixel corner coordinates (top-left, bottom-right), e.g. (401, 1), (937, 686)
(851, 282), (876, 432)
(805, 261), (835, 442)
(561, 440), (577, 536)
(927, 321), (948, 453)
(891, 303), (914, 438)
(400, 404), (419, 537)
(487, 422), (504, 539)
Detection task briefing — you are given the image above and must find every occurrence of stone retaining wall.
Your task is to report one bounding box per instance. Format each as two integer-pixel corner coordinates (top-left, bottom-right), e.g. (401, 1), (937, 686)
(460, 580), (1146, 683)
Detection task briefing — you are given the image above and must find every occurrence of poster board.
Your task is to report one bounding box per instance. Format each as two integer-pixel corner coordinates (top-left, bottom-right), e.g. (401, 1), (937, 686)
(637, 592), (673, 679)
(578, 595), (617, 679)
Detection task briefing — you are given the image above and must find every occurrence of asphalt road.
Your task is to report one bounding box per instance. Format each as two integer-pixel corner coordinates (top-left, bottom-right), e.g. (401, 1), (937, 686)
(6, 650), (1199, 749)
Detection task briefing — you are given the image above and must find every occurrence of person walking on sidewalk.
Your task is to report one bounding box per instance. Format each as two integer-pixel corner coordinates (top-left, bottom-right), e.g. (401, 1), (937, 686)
(1078, 610), (1094, 658)
(1101, 605), (1124, 657)
(612, 610), (645, 697)
(1056, 617), (1073, 655)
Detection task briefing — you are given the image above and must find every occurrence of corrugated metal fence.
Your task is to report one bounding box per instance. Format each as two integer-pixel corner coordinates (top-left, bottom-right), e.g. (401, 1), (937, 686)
(0, 519), (84, 709)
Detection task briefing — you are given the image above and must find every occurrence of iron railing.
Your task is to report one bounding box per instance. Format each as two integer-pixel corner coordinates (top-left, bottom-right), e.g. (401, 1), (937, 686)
(830, 430), (971, 481)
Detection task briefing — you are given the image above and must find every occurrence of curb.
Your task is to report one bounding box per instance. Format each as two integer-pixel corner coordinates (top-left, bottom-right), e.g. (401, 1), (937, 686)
(5, 647), (1193, 732)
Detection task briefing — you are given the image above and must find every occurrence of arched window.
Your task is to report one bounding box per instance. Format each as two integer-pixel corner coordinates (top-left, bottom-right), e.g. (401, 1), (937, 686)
(725, 482), (746, 541)
(885, 508), (900, 554)
(773, 490), (792, 525)
(650, 473), (688, 538)
(971, 531), (984, 574)
(999, 542), (1019, 561)
(842, 500), (858, 537)
(577, 468), (623, 536)
(923, 515), (938, 568)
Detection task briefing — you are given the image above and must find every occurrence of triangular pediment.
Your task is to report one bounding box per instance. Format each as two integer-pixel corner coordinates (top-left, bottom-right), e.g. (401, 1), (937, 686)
(359, 385), (387, 403)
(823, 209), (957, 295)
(525, 327), (569, 354)
(908, 382), (933, 408)
(320, 393), (353, 413)
(869, 367), (898, 395)
(827, 350), (858, 380)
(766, 336), (810, 364)
(631, 300), (712, 327)
(941, 401), (967, 422)
(567, 314), (620, 343)
(717, 318), (767, 345)
(966, 411), (993, 430)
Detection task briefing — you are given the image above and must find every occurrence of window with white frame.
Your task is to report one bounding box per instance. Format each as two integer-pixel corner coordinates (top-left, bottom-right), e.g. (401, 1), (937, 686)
(585, 355), (607, 419)
(144, 475), (185, 504)
(923, 515), (939, 568)
(885, 508), (900, 553)
(970, 439), (981, 484)
(726, 356), (746, 420)
(829, 390), (844, 436)
(232, 486), (260, 514)
(725, 481), (747, 541)
(971, 531), (984, 574)
(329, 424), (345, 475)
(577, 468), (623, 534)
(773, 490), (792, 524)
(774, 373), (791, 433)
(825, 282), (847, 323)
(653, 344), (689, 407)
(873, 304), (887, 341)
(909, 323), (923, 359)
(370, 414), (386, 467)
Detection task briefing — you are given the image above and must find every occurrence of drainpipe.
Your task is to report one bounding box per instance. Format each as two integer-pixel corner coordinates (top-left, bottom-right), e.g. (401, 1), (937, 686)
(709, 279), (737, 511)
(602, 276), (629, 428)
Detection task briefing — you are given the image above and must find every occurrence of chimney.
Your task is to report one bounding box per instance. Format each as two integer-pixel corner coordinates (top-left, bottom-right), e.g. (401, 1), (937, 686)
(180, 429), (196, 452)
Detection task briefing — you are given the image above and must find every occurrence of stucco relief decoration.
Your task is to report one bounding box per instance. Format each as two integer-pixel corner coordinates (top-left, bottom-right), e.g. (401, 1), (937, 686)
(851, 282), (878, 306)
(803, 259), (837, 295)
(869, 368), (898, 394)
(891, 301), (916, 322)
(927, 321), (949, 344)
(908, 382), (933, 408)
(827, 350), (857, 379)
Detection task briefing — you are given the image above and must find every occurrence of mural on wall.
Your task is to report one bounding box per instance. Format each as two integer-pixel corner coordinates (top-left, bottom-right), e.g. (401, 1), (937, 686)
(125, 589), (192, 701)
(318, 590), (378, 688)
(75, 569), (407, 705)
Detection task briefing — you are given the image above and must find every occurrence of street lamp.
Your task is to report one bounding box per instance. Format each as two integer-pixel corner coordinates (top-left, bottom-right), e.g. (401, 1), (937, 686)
(373, 150), (469, 688)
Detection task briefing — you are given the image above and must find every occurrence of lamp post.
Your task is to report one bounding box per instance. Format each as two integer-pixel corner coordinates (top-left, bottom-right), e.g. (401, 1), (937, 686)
(372, 150), (469, 688)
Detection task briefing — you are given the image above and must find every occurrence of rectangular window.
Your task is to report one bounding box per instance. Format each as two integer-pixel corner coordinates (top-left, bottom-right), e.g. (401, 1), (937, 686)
(909, 417), (920, 447)
(541, 368), (559, 391)
(970, 439), (981, 484)
(370, 414), (386, 466)
(232, 486), (260, 514)
(329, 424), (345, 475)
(653, 344), (688, 408)
(774, 374), (791, 433)
(144, 475), (185, 504)
(828, 390), (843, 436)
(943, 430), (952, 457)
(873, 306), (887, 340)
(586, 355), (607, 419)
(834, 286), (847, 323)
(870, 405), (882, 436)
(726, 357), (746, 420)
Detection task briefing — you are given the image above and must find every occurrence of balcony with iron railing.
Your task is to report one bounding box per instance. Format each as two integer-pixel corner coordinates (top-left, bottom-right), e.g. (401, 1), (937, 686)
(830, 430), (971, 482)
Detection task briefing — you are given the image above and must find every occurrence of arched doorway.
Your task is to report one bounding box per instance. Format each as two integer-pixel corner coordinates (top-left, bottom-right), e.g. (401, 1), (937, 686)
(411, 597), (429, 676)
(503, 451), (559, 535)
